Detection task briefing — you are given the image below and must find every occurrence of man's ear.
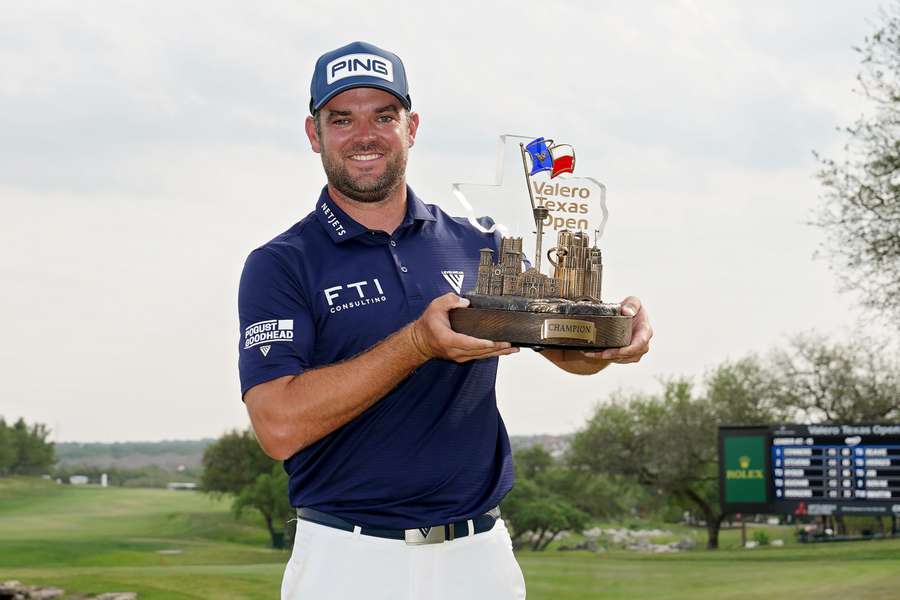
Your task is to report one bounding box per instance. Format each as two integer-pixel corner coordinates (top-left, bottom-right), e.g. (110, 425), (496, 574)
(305, 115), (322, 154)
(407, 111), (420, 148)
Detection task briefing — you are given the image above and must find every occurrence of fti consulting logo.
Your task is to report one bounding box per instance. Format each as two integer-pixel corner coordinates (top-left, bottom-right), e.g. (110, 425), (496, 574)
(723, 435), (767, 503)
(244, 319), (294, 352)
(323, 278), (388, 314)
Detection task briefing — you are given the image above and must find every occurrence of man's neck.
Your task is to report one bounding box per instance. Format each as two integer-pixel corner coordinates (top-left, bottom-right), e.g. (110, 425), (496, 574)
(327, 182), (408, 235)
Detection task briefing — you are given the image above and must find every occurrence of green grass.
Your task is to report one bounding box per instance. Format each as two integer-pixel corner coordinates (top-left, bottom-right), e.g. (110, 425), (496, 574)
(0, 477), (284, 599)
(3, 477), (900, 599)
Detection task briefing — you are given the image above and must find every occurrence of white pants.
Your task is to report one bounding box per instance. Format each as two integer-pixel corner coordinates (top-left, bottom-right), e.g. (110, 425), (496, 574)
(281, 517), (526, 599)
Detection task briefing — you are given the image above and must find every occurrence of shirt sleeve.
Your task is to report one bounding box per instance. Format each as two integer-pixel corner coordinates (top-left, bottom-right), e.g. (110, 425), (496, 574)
(237, 247), (315, 397)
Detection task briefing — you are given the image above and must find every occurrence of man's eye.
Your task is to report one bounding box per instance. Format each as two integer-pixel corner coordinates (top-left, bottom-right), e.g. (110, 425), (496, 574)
(332, 119), (350, 126)
(377, 115), (395, 123)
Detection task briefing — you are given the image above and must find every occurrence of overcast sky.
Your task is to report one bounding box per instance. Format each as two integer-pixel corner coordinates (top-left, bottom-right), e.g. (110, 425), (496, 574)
(1, 1), (889, 442)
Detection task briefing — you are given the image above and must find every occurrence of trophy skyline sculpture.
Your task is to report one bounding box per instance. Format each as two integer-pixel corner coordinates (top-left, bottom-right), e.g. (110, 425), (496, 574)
(449, 136), (633, 350)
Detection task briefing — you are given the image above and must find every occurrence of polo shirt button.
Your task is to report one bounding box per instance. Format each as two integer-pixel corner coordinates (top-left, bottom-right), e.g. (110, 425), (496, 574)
(400, 266), (408, 273)
(390, 240), (397, 247)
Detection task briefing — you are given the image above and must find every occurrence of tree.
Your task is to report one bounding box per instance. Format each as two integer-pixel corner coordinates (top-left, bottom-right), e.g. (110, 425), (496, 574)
(233, 464), (294, 548)
(570, 361), (783, 551)
(0, 419), (15, 475)
(502, 475), (590, 551)
(705, 356), (785, 425)
(201, 429), (274, 495)
(570, 381), (730, 549)
(514, 445), (554, 480)
(11, 418), (55, 475)
(770, 333), (900, 423)
(814, 4), (900, 324)
(0, 417), (55, 476)
(201, 428), (293, 548)
(539, 464), (648, 523)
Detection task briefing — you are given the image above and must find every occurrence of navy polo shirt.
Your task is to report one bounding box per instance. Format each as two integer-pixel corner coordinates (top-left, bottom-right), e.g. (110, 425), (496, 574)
(237, 185), (515, 528)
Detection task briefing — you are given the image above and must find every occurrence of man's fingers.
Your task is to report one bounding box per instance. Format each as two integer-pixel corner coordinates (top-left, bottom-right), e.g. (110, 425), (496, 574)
(432, 292), (469, 311)
(442, 331), (516, 362)
(454, 346), (520, 362)
(443, 330), (508, 351)
(620, 295), (641, 317)
(599, 347), (623, 360)
(599, 334), (651, 358)
(598, 335), (651, 362)
(596, 295), (652, 363)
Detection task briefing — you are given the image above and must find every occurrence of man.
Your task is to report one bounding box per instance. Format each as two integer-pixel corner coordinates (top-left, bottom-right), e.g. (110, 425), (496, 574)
(238, 41), (651, 599)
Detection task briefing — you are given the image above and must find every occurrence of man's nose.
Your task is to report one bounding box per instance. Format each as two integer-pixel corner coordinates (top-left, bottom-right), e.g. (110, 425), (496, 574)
(353, 119), (377, 143)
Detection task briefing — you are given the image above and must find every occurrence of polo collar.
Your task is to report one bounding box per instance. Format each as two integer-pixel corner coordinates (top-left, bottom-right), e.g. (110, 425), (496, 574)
(405, 187), (437, 224)
(315, 185), (436, 244)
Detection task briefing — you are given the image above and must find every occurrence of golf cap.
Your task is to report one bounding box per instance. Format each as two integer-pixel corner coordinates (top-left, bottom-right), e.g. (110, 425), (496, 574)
(309, 41), (412, 114)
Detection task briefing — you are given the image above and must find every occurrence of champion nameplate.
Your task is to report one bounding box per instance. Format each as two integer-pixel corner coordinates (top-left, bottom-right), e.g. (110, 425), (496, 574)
(540, 319), (596, 343)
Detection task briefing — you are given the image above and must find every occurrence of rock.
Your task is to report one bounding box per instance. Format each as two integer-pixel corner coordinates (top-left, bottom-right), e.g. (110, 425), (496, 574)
(771, 539), (784, 547)
(0, 582), (64, 600)
(744, 541), (758, 549)
(674, 538), (696, 550)
(0, 581), (25, 600)
(28, 590), (64, 600)
(556, 539), (600, 552)
(0, 581), (134, 600)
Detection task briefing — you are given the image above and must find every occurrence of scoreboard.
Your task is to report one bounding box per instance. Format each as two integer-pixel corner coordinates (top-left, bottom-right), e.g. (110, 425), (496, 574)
(719, 424), (900, 516)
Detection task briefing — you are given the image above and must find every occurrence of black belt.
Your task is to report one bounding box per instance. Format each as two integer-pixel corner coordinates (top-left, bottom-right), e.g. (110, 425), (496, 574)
(296, 506), (500, 545)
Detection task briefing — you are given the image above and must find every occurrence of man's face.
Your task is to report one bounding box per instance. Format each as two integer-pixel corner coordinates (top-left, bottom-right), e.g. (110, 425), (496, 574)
(305, 87), (419, 203)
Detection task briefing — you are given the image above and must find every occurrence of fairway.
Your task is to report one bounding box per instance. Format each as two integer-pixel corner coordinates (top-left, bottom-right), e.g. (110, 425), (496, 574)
(3, 478), (900, 599)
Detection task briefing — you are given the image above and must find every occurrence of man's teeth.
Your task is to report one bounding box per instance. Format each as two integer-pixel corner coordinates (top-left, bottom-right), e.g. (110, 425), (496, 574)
(349, 153), (383, 161)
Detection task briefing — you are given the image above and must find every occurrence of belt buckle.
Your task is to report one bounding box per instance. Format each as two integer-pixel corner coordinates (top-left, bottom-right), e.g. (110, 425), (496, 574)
(404, 525), (447, 545)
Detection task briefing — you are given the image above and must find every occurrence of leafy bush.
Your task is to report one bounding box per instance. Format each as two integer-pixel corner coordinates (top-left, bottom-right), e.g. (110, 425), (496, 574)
(753, 529), (770, 546)
(0, 417), (55, 476)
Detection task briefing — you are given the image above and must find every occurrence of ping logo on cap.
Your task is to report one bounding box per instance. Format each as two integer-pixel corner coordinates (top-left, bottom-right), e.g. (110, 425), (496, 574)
(326, 53), (394, 85)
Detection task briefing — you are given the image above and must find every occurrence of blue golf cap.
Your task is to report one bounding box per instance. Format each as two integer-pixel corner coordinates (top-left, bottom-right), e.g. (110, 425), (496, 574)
(310, 41), (412, 114)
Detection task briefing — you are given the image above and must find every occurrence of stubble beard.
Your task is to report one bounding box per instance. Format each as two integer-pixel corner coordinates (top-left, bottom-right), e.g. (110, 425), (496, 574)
(321, 142), (408, 204)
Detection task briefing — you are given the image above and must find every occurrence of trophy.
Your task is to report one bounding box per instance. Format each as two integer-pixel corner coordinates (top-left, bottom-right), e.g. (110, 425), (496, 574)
(448, 136), (632, 349)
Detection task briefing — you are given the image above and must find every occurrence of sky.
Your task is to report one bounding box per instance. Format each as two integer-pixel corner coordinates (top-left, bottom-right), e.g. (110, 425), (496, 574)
(0, 0), (889, 442)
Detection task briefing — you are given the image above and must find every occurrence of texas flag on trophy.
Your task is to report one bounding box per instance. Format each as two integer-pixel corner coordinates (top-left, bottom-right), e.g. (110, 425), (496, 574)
(524, 137), (576, 179)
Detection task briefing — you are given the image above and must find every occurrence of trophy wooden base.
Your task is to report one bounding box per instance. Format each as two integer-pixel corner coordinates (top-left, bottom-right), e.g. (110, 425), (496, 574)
(449, 306), (632, 350)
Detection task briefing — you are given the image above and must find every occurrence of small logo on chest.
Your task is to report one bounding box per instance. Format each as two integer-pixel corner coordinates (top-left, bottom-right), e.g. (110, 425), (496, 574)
(441, 271), (465, 294)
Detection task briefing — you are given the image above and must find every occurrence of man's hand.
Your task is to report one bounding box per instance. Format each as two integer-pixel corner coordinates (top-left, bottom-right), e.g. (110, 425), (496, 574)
(584, 296), (652, 364)
(540, 296), (652, 374)
(408, 293), (520, 363)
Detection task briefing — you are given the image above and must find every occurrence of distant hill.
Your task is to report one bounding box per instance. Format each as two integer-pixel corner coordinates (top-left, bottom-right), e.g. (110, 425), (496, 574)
(55, 439), (215, 470)
(509, 434), (572, 458)
(53, 435), (571, 469)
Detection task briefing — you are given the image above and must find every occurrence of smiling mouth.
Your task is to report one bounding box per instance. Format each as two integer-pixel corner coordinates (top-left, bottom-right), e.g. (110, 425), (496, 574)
(347, 153), (384, 162)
